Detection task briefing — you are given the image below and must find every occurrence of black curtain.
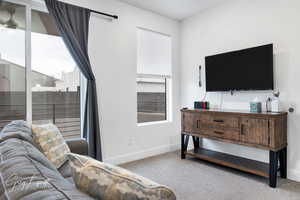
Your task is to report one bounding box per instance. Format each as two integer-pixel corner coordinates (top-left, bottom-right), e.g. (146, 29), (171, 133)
(45, 0), (102, 161)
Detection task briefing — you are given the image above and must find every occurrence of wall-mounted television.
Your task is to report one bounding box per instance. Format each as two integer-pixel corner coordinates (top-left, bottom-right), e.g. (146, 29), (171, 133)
(205, 44), (274, 92)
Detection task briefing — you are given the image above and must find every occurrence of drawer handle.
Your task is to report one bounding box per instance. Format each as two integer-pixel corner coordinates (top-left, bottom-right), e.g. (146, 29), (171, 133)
(214, 120), (224, 123)
(214, 131), (224, 135)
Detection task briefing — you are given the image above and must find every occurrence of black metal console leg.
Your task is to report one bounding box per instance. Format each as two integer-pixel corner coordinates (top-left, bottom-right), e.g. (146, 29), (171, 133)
(197, 137), (201, 148)
(269, 151), (279, 188)
(181, 134), (190, 159)
(181, 134), (185, 159)
(279, 147), (287, 179)
(192, 136), (200, 149)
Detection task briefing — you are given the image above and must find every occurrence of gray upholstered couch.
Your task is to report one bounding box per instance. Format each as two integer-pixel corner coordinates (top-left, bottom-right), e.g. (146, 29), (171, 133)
(0, 121), (94, 199)
(0, 121), (176, 200)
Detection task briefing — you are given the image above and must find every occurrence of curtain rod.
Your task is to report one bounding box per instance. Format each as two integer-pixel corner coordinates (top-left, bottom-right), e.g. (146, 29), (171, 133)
(89, 9), (118, 19)
(49, 0), (119, 19)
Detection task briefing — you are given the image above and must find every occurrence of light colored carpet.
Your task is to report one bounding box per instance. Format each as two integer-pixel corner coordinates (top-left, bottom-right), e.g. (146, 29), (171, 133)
(121, 151), (300, 200)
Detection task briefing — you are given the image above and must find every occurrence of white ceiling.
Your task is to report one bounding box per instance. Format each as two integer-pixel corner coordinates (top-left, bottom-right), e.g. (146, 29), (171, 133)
(117, 0), (227, 20)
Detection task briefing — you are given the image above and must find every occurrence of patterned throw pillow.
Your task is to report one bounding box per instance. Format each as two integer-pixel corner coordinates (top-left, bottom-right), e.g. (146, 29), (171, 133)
(32, 123), (71, 168)
(67, 153), (176, 200)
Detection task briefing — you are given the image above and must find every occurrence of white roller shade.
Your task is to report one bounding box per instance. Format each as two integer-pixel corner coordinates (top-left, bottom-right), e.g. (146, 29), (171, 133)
(137, 28), (171, 76)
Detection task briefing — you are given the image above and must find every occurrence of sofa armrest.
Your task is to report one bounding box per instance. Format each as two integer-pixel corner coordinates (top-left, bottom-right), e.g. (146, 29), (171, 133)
(66, 138), (89, 156)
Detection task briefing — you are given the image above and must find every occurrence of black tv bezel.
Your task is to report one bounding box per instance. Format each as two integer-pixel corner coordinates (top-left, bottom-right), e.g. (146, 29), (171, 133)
(205, 44), (274, 92)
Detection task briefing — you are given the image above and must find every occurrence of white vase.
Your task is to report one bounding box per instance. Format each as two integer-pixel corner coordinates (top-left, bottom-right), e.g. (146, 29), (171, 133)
(271, 99), (280, 112)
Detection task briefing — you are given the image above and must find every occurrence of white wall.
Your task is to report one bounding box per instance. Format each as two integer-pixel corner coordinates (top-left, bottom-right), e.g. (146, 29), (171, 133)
(61, 0), (181, 164)
(181, 0), (300, 182)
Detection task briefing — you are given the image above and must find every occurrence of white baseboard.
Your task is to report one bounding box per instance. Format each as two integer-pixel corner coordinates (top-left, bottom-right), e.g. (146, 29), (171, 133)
(288, 169), (300, 182)
(104, 143), (180, 165)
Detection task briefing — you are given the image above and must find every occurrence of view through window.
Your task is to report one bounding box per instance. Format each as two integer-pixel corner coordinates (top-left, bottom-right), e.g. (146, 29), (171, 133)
(31, 9), (81, 139)
(137, 77), (167, 123)
(0, 1), (81, 139)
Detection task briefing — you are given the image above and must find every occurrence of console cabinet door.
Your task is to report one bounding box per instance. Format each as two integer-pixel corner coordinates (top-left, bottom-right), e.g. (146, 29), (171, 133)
(182, 112), (194, 133)
(240, 118), (269, 146)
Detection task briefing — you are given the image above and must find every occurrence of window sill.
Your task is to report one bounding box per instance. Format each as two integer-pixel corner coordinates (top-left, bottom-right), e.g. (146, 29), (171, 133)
(137, 120), (171, 127)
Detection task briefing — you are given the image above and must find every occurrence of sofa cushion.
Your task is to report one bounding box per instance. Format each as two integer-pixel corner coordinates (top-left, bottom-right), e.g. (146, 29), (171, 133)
(59, 160), (73, 178)
(67, 153), (176, 200)
(0, 121), (94, 200)
(0, 120), (35, 147)
(32, 123), (71, 168)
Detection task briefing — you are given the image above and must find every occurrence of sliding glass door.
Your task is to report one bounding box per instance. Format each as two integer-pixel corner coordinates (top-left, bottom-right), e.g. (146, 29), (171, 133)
(0, 0), (81, 139)
(0, 1), (26, 129)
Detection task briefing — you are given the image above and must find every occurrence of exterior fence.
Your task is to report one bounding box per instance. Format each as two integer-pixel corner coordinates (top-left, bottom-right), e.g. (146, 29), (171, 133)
(0, 103), (81, 140)
(137, 92), (166, 123)
(0, 91), (81, 139)
(0, 92), (166, 136)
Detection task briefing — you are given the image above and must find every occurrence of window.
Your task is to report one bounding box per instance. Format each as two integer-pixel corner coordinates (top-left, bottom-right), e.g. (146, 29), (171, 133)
(0, 1), (81, 139)
(137, 28), (172, 124)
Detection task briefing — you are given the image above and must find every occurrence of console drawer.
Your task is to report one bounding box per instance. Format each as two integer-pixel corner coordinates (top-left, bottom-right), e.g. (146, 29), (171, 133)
(200, 128), (240, 141)
(198, 114), (239, 128)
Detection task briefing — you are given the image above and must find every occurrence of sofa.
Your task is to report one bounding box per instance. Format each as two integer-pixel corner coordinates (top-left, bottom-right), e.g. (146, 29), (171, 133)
(0, 121), (176, 200)
(0, 121), (94, 199)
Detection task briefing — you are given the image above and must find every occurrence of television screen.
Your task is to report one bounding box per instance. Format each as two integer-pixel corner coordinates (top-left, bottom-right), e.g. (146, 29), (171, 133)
(205, 44), (274, 92)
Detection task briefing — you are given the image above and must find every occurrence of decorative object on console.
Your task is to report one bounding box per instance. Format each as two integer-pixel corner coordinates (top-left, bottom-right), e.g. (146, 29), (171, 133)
(194, 101), (210, 109)
(271, 98), (280, 112)
(273, 90), (280, 98)
(266, 98), (272, 112)
(271, 90), (280, 112)
(194, 101), (202, 109)
(250, 101), (262, 113)
(204, 102), (210, 109)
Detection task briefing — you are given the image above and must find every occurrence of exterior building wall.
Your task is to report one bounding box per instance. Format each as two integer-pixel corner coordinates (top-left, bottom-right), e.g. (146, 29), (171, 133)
(0, 58), (57, 92)
(55, 68), (80, 92)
